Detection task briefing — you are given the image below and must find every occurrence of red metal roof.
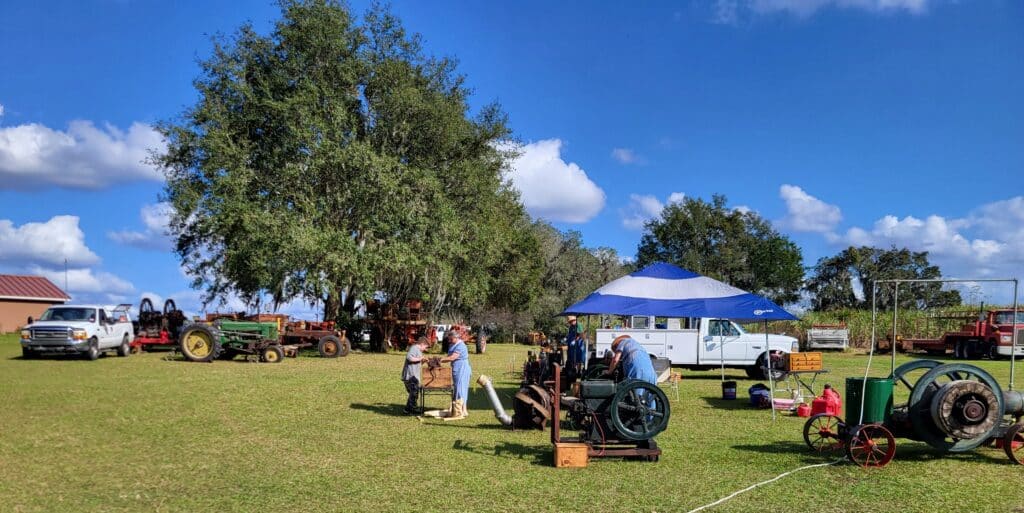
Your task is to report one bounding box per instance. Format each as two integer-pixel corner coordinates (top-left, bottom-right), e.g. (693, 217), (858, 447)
(0, 274), (70, 301)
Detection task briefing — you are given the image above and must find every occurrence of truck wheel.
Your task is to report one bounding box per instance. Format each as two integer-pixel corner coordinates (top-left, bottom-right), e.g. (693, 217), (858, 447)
(21, 347), (36, 359)
(179, 325), (219, 362)
(260, 345), (284, 363)
(86, 338), (100, 361)
(745, 366), (761, 379)
(318, 335), (343, 358)
(988, 344), (1000, 360)
(953, 341), (963, 359)
(117, 334), (130, 357)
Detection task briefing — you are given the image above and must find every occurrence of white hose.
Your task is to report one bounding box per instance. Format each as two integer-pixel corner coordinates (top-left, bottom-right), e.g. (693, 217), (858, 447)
(685, 459), (845, 513)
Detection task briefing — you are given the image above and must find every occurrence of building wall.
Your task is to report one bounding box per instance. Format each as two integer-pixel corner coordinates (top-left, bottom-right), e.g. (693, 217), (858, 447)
(0, 300), (61, 333)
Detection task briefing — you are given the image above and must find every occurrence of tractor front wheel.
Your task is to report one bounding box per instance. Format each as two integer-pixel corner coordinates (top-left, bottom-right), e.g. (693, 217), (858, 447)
(803, 414), (845, 455)
(318, 335), (350, 358)
(261, 345), (284, 364)
(179, 325), (219, 362)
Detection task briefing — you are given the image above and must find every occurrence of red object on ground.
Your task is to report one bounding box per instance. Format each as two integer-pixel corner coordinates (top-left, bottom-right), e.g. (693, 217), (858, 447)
(796, 403), (811, 417)
(811, 385), (843, 417)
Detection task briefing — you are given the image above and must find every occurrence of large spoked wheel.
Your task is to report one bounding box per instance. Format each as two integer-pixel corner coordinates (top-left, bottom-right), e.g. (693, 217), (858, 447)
(1004, 423), (1024, 465)
(261, 345), (284, 364)
(846, 423), (896, 467)
(318, 335), (343, 358)
(585, 364), (608, 380)
(908, 363), (1003, 452)
(179, 325), (219, 362)
(803, 414), (846, 454)
(609, 379), (670, 441)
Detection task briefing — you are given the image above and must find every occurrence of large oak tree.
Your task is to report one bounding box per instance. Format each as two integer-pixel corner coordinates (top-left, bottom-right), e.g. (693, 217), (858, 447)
(155, 1), (539, 338)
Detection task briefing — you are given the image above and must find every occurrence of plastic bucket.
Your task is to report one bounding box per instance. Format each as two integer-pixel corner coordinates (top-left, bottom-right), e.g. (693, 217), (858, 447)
(722, 380), (737, 400)
(845, 377), (894, 424)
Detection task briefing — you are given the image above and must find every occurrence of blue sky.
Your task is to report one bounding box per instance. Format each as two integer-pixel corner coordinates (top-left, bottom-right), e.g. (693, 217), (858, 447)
(0, 0), (1022, 315)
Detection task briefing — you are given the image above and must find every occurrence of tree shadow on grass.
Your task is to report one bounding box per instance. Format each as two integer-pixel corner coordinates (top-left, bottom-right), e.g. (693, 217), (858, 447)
(679, 373), (751, 381)
(451, 439), (550, 466)
(350, 402), (411, 418)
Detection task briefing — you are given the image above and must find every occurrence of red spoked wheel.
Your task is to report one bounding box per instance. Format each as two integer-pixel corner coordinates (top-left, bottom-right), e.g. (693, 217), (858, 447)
(1003, 423), (1024, 465)
(846, 423), (896, 468)
(803, 414), (846, 454)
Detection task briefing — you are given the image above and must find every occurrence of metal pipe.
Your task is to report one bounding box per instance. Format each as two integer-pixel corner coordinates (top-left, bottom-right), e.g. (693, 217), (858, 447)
(891, 281), (899, 374)
(1012, 279), (1019, 391)
(476, 375), (512, 426)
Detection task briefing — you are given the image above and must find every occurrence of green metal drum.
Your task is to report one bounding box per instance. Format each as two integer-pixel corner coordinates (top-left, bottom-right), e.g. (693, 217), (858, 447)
(845, 377), (893, 425)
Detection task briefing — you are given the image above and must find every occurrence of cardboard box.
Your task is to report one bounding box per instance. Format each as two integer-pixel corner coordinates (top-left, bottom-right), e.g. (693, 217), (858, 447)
(786, 352), (823, 372)
(554, 442), (589, 468)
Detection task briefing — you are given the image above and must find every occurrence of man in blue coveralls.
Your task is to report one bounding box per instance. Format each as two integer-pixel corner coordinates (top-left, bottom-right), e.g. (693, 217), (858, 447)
(605, 334), (657, 385)
(564, 316), (587, 374)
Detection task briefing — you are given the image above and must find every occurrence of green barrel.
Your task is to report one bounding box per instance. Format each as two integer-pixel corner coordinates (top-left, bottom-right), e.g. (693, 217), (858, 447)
(845, 377), (894, 425)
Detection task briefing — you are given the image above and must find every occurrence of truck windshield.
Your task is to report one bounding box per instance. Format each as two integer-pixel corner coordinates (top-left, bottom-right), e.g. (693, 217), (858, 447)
(995, 312), (1024, 324)
(39, 308), (96, 322)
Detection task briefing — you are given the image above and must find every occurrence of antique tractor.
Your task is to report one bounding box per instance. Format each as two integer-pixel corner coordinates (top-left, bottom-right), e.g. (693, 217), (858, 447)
(131, 298), (186, 351)
(178, 319), (287, 363)
(802, 359), (1024, 466)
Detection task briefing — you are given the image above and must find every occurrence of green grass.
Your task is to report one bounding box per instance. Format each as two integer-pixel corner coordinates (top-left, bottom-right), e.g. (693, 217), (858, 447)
(2, 333), (1024, 512)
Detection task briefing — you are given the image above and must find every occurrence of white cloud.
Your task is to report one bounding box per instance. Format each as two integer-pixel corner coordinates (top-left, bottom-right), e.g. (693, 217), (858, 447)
(28, 265), (134, 298)
(0, 215), (100, 267)
(611, 148), (642, 165)
(714, 0), (931, 23)
(505, 139), (606, 223)
(0, 120), (164, 190)
(621, 192), (685, 230)
(108, 202), (174, 251)
(778, 184), (842, 233)
(826, 197), (1024, 301)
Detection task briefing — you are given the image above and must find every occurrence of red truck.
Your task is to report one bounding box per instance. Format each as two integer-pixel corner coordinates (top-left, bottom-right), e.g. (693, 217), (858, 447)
(901, 309), (1024, 359)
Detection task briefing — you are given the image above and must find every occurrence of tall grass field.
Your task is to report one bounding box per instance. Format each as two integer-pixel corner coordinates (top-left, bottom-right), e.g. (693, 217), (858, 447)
(2, 333), (1023, 512)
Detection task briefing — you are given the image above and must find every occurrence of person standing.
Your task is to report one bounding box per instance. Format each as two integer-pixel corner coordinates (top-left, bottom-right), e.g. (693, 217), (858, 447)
(402, 337), (430, 415)
(606, 334), (657, 385)
(440, 328), (472, 419)
(564, 315), (587, 373)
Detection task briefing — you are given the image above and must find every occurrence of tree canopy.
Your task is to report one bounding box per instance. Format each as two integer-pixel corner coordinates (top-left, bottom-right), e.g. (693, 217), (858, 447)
(635, 194), (803, 304)
(805, 246), (962, 311)
(155, 0), (537, 328)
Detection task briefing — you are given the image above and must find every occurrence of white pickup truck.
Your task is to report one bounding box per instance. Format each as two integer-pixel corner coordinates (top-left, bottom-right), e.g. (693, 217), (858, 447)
(20, 304), (134, 360)
(594, 316), (799, 379)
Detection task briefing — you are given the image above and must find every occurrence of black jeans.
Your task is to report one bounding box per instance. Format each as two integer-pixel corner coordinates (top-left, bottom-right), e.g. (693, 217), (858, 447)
(404, 377), (421, 411)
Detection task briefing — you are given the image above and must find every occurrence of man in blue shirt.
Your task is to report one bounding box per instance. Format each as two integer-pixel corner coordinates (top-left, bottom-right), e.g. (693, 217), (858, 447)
(606, 334), (657, 385)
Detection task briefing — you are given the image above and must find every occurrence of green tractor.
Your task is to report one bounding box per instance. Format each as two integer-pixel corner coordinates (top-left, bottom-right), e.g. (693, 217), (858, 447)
(178, 320), (286, 363)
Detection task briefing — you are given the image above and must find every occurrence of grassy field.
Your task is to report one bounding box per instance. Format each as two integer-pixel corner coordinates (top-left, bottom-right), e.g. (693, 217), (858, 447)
(2, 334), (1024, 513)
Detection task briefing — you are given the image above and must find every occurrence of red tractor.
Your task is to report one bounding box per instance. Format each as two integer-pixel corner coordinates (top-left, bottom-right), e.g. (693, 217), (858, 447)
(901, 308), (1024, 359)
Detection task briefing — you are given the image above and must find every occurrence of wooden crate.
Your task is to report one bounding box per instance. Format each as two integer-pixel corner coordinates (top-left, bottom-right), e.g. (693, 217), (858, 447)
(554, 442), (589, 468)
(785, 352), (823, 372)
(421, 366), (452, 389)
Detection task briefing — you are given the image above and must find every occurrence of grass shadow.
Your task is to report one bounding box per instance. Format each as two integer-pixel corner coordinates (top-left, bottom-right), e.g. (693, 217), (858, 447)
(452, 439), (550, 466)
(679, 373), (752, 381)
(734, 439), (1016, 465)
(700, 396), (758, 410)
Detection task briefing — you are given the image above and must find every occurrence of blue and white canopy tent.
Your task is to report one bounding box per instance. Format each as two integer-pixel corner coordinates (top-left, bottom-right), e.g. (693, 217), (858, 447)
(562, 262), (798, 419)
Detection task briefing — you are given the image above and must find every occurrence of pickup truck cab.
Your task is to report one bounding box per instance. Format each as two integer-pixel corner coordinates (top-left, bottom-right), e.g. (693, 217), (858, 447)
(20, 304), (134, 360)
(594, 315), (799, 379)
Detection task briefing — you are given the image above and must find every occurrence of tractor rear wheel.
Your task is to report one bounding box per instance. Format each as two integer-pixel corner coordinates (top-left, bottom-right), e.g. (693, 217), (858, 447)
(261, 345), (284, 363)
(318, 335), (349, 358)
(179, 325), (219, 362)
